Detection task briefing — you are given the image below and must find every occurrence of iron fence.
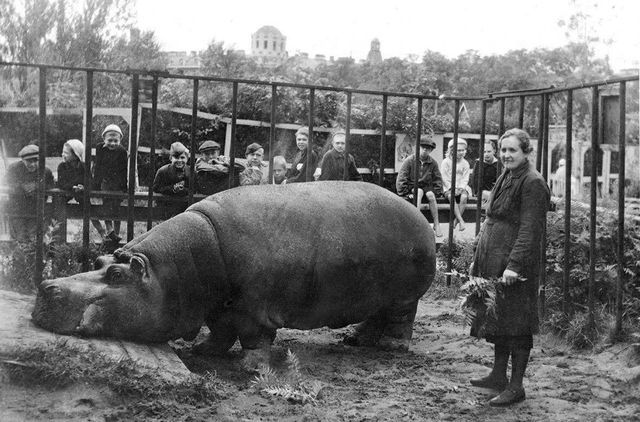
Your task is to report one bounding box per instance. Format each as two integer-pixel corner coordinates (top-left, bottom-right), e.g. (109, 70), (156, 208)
(0, 61), (638, 336)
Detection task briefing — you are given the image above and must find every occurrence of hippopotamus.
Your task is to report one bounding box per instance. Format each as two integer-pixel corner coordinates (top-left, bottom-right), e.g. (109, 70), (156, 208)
(33, 181), (436, 361)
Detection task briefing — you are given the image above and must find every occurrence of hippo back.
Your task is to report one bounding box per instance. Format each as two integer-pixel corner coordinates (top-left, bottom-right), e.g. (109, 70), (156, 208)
(188, 181), (436, 329)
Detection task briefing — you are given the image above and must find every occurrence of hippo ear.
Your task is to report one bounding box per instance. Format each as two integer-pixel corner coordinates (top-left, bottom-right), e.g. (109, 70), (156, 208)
(130, 255), (147, 279)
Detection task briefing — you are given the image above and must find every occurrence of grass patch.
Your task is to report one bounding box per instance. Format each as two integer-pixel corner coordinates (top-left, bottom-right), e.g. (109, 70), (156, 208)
(1, 339), (226, 406)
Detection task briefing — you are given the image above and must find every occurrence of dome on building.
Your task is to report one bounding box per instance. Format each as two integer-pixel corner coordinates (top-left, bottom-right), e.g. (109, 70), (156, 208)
(251, 25), (287, 62)
(255, 25), (283, 37)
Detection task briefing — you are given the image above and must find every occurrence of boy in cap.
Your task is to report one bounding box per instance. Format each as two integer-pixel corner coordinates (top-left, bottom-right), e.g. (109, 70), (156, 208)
(317, 130), (362, 181)
(396, 134), (444, 237)
(92, 124), (128, 242)
(239, 142), (267, 185)
(194, 140), (232, 194)
(441, 137), (472, 230)
(4, 144), (54, 242)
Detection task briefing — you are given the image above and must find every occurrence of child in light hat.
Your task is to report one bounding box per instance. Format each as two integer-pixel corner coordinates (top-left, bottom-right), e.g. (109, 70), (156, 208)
(92, 124), (128, 243)
(441, 137), (472, 230)
(57, 139), (85, 203)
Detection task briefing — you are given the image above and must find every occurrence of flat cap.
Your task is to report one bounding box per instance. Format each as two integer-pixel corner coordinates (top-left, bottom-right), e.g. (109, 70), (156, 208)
(419, 135), (436, 148)
(19, 144), (39, 160)
(199, 140), (221, 152)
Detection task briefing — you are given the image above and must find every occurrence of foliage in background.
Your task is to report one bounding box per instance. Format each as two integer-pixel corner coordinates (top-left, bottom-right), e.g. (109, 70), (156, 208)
(0, 223), (103, 293)
(544, 200), (640, 347)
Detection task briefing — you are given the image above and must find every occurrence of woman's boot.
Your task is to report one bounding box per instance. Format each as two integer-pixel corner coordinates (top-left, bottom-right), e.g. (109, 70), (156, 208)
(489, 348), (529, 406)
(470, 344), (509, 390)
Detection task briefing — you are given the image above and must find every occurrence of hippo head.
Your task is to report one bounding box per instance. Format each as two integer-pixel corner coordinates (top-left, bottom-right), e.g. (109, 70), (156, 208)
(32, 251), (195, 342)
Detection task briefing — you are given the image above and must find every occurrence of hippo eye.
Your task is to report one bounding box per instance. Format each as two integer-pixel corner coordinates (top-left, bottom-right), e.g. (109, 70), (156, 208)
(106, 267), (124, 284)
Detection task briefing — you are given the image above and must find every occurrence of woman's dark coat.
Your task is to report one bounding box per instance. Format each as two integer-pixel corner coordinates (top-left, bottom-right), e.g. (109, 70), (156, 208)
(471, 160), (549, 338)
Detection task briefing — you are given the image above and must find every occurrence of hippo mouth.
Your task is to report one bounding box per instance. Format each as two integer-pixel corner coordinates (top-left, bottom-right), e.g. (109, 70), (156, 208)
(32, 280), (107, 336)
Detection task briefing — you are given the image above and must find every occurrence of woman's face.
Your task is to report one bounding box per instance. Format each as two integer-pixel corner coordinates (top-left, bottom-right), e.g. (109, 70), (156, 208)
(296, 134), (309, 151)
(500, 136), (528, 170)
(62, 144), (76, 163)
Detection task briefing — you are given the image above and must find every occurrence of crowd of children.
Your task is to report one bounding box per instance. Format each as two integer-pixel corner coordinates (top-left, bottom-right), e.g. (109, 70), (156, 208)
(4, 124), (497, 243)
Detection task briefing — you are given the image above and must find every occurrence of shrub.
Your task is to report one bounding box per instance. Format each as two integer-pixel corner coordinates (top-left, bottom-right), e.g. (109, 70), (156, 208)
(543, 199), (640, 345)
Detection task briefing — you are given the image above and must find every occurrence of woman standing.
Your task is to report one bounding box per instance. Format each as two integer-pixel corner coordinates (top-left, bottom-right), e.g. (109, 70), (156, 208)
(469, 128), (550, 406)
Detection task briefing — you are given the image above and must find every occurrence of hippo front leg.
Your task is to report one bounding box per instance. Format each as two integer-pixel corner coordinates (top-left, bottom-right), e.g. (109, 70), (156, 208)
(236, 315), (277, 372)
(194, 312), (239, 355)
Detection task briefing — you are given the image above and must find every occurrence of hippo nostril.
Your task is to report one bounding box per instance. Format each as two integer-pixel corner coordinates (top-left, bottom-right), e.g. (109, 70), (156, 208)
(44, 284), (62, 296)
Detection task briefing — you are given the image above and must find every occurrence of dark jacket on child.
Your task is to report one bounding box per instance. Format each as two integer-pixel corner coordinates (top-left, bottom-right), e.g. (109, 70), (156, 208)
(287, 148), (318, 183)
(395, 154), (443, 198)
(470, 158), (499, 195)
(93, 143), (128, 191)
(153, 164), (190, 196)
(318, 149), (362, 181)
(57, 161), (85, 202)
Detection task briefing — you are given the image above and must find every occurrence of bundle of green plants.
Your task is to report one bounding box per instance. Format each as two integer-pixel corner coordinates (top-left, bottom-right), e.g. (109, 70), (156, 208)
(251, 349), (324, 405)
(457, 272), (502, 337)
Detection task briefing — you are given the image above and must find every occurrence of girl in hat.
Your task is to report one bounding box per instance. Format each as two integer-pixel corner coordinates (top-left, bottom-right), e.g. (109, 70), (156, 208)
(57, 139), (85, 203)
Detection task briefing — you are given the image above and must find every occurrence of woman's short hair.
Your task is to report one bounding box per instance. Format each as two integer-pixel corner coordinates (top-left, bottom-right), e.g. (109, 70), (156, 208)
(499, 128), (533, 154)
(295, 127), (309, 138)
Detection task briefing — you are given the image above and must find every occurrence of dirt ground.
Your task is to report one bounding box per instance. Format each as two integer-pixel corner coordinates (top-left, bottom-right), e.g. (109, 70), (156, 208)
(1, 296), (639, 422)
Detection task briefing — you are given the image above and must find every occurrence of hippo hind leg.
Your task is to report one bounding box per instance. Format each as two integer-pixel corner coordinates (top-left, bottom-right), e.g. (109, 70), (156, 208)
(378, 300), (419, 352)
(343, 301), (418, 352)
(194, 312), (239, 356)
(343, 312), (386, 347)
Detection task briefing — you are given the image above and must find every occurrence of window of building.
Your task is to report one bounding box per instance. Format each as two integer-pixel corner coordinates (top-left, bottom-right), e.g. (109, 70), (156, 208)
(264, 40), (268, 49)
(280, 42), (284, 51)
(272, 41), (276, 50)
(256, 40), (259, 48)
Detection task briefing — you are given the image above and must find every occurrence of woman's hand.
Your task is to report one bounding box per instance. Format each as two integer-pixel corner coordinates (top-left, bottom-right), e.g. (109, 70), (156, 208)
(502, 269), (520, 285)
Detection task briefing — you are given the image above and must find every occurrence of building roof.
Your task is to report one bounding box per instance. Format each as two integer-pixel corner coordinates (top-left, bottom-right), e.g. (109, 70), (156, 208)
(254, 25), (283, 37)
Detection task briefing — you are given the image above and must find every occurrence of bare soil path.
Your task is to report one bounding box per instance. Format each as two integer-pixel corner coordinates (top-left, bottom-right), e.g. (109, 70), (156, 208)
(1, 292), (639, 421)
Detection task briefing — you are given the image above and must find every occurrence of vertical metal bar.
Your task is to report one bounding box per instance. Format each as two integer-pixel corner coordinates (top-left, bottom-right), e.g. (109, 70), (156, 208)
(446, 99), (460, 286)
(379, 95), (388, 186)
(588, 86), (599, 331)
(498, 97), (505, 175)
(344, 91), (352, 180)
(518, 95), (525, 129)
(542, 94), (550, 181)
(616, 81), (626, 335)
(127, 74), (139, 242)
(306, 88), (315, 181)
(536, 94), (545, 171)
(412, 98), (423, 205)
(188, 79), (199, 205)
(475, 99), (487, 235)
(146, 75), (158, 230)
(539, 93), (550, 320)
(34, 67), (46, 288)
(82, 71), (93, 271)
(268, 84), (277, 184)
(228, 82), (238, 189)
(563, 90), (573, 315)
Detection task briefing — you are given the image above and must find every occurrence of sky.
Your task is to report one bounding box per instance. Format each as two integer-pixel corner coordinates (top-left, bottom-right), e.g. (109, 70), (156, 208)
(136, 0), (639, 71)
